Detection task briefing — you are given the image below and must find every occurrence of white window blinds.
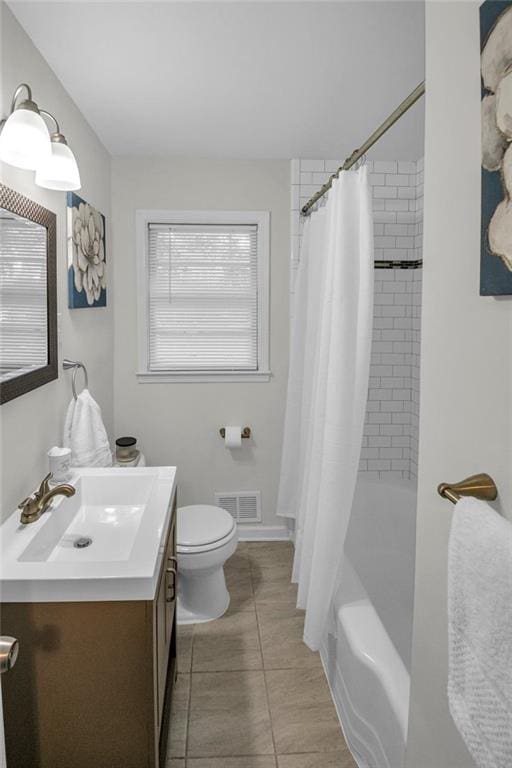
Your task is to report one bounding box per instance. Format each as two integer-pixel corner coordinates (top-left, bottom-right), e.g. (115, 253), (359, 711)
(147, 223), (259, 371)
(0, 213), (48, 379)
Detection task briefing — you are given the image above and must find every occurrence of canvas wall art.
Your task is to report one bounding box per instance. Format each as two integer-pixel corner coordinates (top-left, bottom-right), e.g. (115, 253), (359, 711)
(480, 0), (512, 295)
(67, 192), (106, 308)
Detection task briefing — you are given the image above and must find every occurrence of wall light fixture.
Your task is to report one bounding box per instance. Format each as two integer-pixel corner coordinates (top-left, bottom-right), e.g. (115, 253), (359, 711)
(0, 83), (51, 170)
(35, 110), (81, 191)
(0, 83), (81, 191)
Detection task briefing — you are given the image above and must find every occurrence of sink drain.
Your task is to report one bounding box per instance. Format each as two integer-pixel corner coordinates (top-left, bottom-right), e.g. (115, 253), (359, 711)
(74, 536), (92, 549)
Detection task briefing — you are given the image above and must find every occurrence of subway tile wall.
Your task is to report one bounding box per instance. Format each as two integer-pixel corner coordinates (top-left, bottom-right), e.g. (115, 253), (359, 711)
(290, 157), (424, 481)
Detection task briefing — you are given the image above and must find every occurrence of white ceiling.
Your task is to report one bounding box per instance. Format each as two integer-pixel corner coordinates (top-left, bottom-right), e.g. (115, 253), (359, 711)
(8, 1), (425, 160)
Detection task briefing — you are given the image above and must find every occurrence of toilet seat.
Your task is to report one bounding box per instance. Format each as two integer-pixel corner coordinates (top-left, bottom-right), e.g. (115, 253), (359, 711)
(177, 504), (236, 554)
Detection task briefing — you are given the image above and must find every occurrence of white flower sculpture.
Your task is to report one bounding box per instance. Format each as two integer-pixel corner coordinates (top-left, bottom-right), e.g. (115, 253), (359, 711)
(481, 6), (512, 270)
(71, 201), (106, 305)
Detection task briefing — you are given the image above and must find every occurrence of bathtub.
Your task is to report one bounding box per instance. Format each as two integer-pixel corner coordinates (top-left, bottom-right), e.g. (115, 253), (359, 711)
(321, 478), (417, 768)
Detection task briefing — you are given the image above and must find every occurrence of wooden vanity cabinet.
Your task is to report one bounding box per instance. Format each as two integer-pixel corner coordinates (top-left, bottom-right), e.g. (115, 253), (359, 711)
(1, 492), (178, 768)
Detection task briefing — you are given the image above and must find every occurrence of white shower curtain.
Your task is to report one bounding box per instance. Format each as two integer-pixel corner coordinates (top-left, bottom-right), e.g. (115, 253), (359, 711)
(277, 166), (374, 650)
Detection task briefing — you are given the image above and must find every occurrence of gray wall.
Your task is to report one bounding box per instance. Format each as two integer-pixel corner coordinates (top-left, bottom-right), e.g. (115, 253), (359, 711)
(111, 156), (290, 532)
(406, 3), (512, 766)
(0, 4), (113, 519)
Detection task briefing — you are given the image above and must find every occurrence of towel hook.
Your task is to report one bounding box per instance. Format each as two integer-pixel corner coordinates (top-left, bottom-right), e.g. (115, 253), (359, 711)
(63, 359), (89, 400)
(437, 473), (498, 505)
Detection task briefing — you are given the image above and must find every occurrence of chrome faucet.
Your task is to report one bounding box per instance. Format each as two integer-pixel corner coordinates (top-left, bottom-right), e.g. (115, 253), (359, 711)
(18, 473), (76, 525)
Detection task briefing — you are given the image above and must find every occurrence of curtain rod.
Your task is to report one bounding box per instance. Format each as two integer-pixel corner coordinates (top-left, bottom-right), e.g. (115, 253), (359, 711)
(301, 81), (426, 216)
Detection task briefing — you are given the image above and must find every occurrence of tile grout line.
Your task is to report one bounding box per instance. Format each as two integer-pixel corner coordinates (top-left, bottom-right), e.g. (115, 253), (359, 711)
(251, 549), (280, 767)
(184, 626), (195, 763)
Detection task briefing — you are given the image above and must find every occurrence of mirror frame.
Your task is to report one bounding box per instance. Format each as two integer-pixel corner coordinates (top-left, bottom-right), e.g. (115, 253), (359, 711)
(0, 184), (57, 405)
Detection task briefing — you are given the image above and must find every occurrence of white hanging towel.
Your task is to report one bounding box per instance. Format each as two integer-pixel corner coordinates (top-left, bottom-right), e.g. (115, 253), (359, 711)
(63, 389), (112, 468)
(448, 497), (512, 768)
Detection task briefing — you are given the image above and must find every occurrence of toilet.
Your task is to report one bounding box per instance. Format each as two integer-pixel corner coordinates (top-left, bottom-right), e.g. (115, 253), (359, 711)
(177, 504), (238, 624)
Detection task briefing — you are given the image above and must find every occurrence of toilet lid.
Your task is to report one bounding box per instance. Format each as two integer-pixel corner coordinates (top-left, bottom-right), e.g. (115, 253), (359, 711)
(177, 505), (235, 548)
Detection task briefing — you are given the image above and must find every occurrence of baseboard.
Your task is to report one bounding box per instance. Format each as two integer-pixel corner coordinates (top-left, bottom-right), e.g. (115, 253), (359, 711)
(237, 525), (292, 541)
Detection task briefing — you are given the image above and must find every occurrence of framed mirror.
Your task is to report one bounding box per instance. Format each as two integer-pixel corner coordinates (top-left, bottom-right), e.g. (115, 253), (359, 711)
(0, 184), (57, 404)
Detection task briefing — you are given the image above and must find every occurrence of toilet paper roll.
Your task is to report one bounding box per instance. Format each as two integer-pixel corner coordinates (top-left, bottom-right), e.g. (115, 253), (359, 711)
(224, 426), (242, 449)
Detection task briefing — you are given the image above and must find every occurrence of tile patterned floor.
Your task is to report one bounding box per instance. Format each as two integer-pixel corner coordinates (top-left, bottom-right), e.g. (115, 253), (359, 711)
(167, 542), (357, 768)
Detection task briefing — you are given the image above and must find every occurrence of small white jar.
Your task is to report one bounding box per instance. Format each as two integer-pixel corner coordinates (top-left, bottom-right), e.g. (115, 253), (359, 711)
(48, 447), (72, 483)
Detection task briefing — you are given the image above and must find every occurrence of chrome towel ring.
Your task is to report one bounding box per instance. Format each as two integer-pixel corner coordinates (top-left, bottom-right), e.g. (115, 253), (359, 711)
(63, 359), (89, 400)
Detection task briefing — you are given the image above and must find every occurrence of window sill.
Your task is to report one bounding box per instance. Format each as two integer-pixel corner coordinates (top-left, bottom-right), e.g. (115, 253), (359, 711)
(136, 370), (272, 384)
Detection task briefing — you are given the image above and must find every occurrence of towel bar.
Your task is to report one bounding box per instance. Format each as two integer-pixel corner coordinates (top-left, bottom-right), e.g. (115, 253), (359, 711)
(437, 473), (498, 504)
(63, 359), (88, 400)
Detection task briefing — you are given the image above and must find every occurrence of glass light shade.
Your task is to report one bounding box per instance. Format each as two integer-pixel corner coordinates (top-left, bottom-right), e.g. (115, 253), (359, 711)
(0, 108), (52, 170)
(35, 141), (81, 191)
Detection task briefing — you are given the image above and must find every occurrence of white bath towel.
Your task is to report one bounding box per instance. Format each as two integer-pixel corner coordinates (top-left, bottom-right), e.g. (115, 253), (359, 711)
(63, 389), (112, 468)
(448, 497), (512, 768)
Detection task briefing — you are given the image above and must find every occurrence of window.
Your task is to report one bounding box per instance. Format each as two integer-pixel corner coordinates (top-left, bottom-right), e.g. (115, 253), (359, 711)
(136, 210), (270, 382)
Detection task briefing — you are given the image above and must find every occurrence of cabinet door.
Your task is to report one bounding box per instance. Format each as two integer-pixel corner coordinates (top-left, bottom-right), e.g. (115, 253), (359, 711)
(164, 515), (177, 646)
(156, 495), (177, 730)
(156, 565), (167, 725)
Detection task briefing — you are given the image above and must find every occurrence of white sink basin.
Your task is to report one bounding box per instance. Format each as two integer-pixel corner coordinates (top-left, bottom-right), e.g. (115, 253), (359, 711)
(0, 467), (176, 602)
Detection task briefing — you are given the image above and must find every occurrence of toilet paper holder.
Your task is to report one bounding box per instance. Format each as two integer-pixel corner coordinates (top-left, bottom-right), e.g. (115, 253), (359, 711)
(219, 427), (251, 439)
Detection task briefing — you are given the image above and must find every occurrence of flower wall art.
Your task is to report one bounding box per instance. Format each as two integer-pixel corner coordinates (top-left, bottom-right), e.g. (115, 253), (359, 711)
(67, 192), (106, 308)
(480, 0), (512, 295)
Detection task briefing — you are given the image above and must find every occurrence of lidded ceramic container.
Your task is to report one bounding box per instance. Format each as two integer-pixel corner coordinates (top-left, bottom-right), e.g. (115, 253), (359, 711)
(115, 436), (138, 463)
